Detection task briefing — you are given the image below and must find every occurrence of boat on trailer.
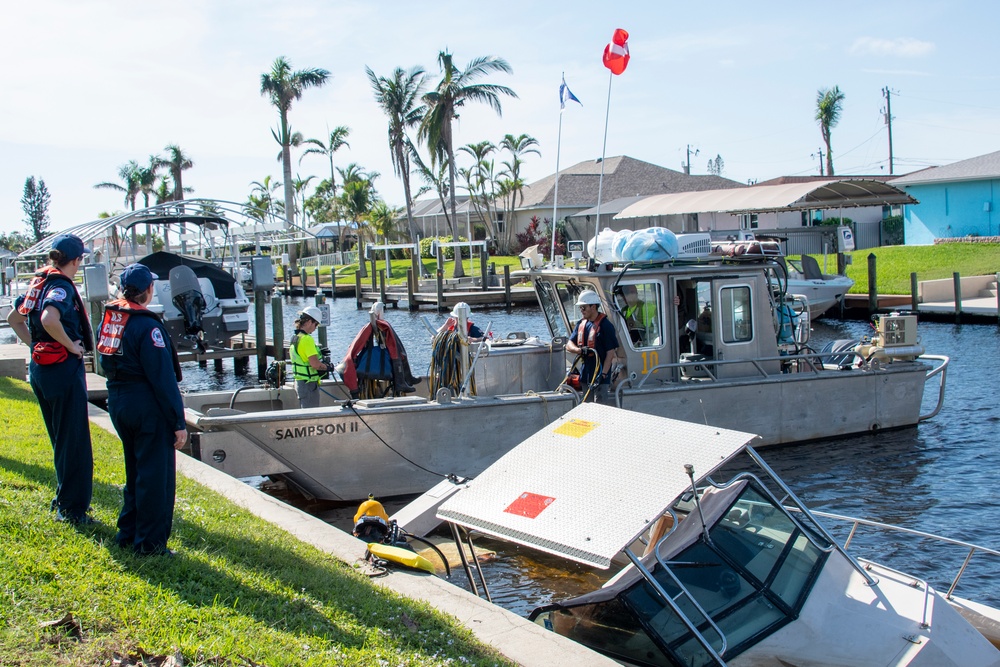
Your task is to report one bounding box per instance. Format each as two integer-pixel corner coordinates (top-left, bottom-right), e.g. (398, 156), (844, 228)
(184, 231), (948, 502)
(409, 403), (1000, 666)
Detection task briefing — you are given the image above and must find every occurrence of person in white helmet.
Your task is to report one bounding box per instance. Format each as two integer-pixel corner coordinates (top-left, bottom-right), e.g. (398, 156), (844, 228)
(290, 305), (330, 408)
(438, 302), (485, 342)
(565, 290), (619, 402)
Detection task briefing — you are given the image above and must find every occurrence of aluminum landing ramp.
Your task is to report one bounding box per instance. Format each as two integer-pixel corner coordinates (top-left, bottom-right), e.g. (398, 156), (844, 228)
(436, 403), (758, 569)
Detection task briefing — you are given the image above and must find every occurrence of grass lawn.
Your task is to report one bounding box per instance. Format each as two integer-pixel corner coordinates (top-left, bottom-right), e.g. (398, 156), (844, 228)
(0, 377), (510, 666)
(802, 243), (1000, 295)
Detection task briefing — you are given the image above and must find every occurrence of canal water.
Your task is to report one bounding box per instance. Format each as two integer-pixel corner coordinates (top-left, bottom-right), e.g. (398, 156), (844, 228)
(232, 297), (1000, 616)
(5, 296), (998, 616)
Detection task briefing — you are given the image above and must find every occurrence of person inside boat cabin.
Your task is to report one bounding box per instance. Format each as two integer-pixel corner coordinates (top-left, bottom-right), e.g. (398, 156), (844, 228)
(620, 285), (656, 346)
(565, 290), (619, 402)
(290, 305), (330, 409)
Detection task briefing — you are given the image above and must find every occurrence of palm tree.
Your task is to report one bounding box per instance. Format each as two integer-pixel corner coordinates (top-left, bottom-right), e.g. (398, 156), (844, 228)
(366, 65), (426, 245)
(419, 51), (517, 277)
(260, 56), (329, 271)
(94, 161), (142, 211)
(815, 86), (845, 177)
(338, 167), (379, 276)
(409, 144), (452, 241)
(498, 133), (540, 251)
(245, 175), (283, 221)
(300, 126), (351, 193)
(368, 200), (404, 278)
(458, 140), (499, 242)
(292, 174), (316, 224)
(160, 144), (194, 201)
(137, 155), (162, 208)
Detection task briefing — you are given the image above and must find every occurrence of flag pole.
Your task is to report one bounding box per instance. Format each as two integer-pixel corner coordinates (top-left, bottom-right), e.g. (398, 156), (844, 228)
(550, 75), (566, 262)
(594, 69), (614, 249)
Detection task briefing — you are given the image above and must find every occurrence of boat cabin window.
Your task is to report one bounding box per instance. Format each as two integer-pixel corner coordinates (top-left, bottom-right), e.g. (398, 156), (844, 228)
(622, 482), (827, 662)
(719, 286), (753, 344)
(615, 282), (662, 349)
(535, 279), (571, 339)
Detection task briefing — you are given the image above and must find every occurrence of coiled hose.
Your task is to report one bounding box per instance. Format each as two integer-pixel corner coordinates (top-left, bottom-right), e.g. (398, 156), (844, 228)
(428, 328), (476, 397)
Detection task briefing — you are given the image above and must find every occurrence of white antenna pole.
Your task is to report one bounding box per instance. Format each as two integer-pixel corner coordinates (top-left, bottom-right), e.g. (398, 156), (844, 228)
(551, 76), (566, 262)
(594, 69), (614, 249)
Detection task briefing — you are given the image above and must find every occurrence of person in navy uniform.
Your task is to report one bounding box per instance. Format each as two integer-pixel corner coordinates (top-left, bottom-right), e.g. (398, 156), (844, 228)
(565, 290), (620, 403)
(97, 264), (186, 556)
(6, 234), (95, 524)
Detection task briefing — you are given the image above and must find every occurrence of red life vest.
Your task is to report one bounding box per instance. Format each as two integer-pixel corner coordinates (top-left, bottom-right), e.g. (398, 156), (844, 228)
(17, 267), (68, 315)
(96, 298), (138, 355)
(575, 312), (607, 349)
(445, 316), (475, 334)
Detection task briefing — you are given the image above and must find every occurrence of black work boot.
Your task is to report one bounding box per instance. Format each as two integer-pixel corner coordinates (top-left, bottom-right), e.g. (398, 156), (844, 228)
(391, 358), (416, 394)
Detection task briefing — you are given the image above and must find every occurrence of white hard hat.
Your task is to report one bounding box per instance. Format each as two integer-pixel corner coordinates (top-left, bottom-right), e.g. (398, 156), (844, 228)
(450, 302), (470, 318)
(299, 305), (323, 323)
(575, 291), (602, 306)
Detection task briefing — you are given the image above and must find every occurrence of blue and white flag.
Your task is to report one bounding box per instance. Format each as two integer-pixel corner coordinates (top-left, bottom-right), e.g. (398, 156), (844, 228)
(559, 76), (582, 110)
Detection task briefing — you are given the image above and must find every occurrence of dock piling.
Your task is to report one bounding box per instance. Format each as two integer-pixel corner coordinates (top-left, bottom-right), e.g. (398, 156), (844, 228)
(954, 272), (963, 323)
(867, 253), (877, 316)
(504, 265), (512, 310)
(407, 268), (416, 311)
(436, 268), (444, 313)
(271, 296), (285, 362)
(255, 291), (267, 380)
(910, 272), (919, 312)
(354, 270), (362, 310)
(315, 293), (327, 349)
(479, 247), (488, 291)
(379, 270), (388, 307)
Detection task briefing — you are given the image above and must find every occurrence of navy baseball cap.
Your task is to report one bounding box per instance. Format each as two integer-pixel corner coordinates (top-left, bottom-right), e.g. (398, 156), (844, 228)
(121, 264), (159, 291)
(50, 234), (89, 260)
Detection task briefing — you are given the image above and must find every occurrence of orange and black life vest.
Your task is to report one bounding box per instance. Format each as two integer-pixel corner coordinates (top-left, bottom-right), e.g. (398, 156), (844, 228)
(575, 312), (607, 349)
(98, 299), (181, 382)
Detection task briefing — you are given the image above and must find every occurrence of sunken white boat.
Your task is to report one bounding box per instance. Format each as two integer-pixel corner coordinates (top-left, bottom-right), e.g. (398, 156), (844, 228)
(184, 231), (948, 502)
(417, 403), (1000, 666)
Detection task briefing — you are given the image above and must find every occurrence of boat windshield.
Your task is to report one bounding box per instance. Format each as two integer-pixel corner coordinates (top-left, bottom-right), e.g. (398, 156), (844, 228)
(535, 279), (571, 338)
(535, 480), (828, 666)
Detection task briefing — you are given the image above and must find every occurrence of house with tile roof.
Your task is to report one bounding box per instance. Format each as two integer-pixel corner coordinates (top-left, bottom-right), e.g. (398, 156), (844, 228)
(891, 150), (1000, 244)
(404, 156), (742, 251)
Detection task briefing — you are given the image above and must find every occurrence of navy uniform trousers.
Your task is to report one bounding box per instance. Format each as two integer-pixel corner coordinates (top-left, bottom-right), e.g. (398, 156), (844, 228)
(29, 355), (93, 518)
(108, 383), (176, 554)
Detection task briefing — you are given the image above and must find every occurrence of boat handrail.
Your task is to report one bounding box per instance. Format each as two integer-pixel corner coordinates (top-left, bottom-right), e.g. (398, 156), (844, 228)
(626, 349), (871, 393)
(789, 507), (1000, 600)
(714, 448), (879, 587)
(917, 354), (949, 421)
(623, 549), (728, 665)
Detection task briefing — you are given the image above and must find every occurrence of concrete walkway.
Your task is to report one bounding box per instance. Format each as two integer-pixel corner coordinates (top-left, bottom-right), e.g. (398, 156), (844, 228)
(85, 404), (617, 667)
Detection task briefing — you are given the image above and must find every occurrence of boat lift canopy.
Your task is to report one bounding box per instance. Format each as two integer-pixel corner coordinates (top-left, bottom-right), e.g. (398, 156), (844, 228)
(436, 403), (758, 569)
(614, 179), (917, 220)
(17, 199), (312, 260)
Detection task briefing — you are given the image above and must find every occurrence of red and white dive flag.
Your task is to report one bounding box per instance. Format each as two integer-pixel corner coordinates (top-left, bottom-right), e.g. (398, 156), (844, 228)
(602, 28), (630, 75)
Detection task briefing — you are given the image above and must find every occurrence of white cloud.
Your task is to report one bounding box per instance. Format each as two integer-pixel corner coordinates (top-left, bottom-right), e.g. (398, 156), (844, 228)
(849, 37), (936, 58)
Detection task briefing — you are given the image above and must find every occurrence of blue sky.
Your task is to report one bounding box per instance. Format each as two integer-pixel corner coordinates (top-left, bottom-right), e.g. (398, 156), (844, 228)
(2, 0), (998, 235)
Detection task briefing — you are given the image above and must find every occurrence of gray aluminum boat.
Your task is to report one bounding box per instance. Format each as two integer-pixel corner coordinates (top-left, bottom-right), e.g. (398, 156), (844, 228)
(184, 234), (948, 501)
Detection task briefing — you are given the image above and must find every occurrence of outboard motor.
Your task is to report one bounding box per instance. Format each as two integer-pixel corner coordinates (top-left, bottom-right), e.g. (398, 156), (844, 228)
(169, 265), (207, 351)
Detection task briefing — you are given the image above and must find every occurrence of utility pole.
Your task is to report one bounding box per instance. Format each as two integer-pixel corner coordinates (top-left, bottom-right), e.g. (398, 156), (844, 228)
(683, 144), (699, 175)
(811, 148), (825, 176)
(882, 86), (895, 175)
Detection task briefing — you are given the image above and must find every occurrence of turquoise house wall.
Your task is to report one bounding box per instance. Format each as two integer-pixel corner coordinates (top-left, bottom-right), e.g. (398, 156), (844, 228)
(903, 180), (998, 244)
